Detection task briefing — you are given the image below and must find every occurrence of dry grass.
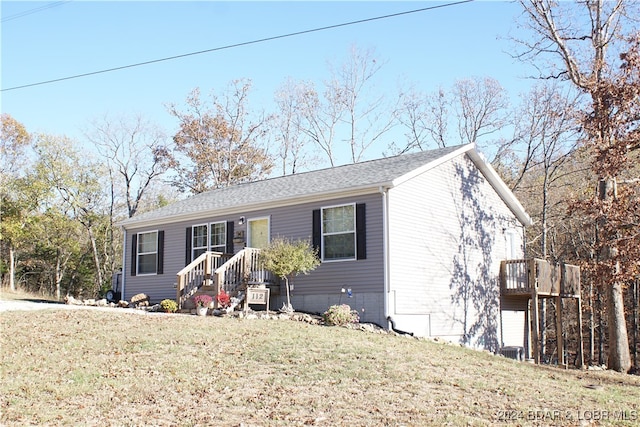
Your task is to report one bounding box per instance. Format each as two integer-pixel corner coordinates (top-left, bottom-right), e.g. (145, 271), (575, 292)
(0, 288), (59, 302)
(1, 304), (639, 426)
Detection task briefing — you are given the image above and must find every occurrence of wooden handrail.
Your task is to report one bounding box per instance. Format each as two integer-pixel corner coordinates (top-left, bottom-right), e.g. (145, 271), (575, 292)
(213, 248), (273, 304)
(176, 248), (275, 309)
(176, 251), (229, 309)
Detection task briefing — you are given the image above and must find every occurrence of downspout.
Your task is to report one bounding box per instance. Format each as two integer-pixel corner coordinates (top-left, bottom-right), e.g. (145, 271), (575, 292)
(121, 227), (127, 301)
(380, 186), (391, 331)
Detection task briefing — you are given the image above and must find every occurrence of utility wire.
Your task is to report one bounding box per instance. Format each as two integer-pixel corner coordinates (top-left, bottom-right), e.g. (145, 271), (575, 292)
(1, 1), (70, 23)
(2, 0), (474, 92)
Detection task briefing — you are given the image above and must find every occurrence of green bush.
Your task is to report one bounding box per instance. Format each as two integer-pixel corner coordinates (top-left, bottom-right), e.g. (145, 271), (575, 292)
(160, 299), (178, 313)
(323, 304), (360, 326)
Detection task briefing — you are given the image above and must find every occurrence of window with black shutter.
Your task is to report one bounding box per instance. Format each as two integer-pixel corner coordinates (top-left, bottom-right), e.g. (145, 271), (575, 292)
(313, 203), (366, 261)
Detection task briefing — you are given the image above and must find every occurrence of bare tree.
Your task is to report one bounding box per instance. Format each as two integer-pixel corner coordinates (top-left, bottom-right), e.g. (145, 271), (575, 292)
(516, 0), (638, 372)
(272, 78), (319, 175)
(86, 114), (169, 219)
(296, 82), (342, 167)
(295, 46), (396, 166)
(329, 45), (396, 163)
(392, 85), (449, 154)
(453, 77), (510, 149)
(392, 77), (510, 159)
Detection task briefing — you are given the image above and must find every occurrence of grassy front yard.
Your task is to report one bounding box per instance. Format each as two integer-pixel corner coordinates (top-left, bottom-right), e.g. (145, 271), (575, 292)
(1, 304), (639, 426)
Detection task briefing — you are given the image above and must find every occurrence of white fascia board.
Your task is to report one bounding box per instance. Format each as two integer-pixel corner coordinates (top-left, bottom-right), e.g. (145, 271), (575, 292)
(390, 144), (475, 187)
(466, 149), (533, 227)
(118, 185), (385, 230)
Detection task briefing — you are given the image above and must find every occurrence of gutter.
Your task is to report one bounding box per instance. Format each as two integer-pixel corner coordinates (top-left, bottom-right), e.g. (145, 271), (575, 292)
(117, 185), (390, 230)
(121, 228), (127, 301)
(380, 185), (391, 331)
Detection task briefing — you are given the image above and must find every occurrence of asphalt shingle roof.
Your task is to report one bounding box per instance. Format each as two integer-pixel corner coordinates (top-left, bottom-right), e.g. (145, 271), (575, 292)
(120, 145), (467, 227)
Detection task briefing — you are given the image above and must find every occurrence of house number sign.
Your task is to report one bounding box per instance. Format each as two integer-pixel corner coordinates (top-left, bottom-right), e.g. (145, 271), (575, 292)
(246, 288), (270, 311)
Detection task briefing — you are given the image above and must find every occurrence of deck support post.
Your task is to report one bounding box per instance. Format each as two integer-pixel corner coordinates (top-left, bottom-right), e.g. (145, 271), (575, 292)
(531, 289), (540, 364)
(556, 296), (564, 366)
(577, 296), (585, 368)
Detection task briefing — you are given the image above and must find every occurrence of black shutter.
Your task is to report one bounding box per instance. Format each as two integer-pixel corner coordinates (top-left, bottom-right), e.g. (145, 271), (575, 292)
(131, 234), (137, 276)
(312, 209), (321, 257)
(157, 230), (164, 275)
(226, 220), (235, 254)
(356, 203), (366, 260)
(185, 227), (192, 265)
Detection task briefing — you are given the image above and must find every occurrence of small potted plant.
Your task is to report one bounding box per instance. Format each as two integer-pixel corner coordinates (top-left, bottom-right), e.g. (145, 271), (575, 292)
(215, 290), (231, 312)
(193, 294), (213, 316)
(160, 299), (178, 313)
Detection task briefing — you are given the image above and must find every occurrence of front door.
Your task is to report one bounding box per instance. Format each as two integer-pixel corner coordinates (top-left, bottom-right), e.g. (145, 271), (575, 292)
(247, 217), (270, 248)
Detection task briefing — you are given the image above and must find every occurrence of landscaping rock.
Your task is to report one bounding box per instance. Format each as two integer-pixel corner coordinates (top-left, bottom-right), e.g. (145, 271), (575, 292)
(64, 295), (84, 305)
(130, 293), (149, 307)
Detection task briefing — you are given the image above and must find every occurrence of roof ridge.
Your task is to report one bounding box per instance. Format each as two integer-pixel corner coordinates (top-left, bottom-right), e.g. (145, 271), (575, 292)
(119, 144), (474, 227)
(205, 144), (468, 194)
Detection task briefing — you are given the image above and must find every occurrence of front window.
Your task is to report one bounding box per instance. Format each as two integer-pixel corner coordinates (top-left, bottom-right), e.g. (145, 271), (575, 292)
(192, 222), (227, 260)
(192, 224), (208, 259)
(137, 231), (158, 275)
(210, 222), (226, 252)
(322, 204), (355, 261)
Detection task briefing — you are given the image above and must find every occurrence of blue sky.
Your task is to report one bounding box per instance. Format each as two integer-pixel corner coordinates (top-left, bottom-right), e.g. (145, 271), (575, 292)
(2, 1), (535, 164)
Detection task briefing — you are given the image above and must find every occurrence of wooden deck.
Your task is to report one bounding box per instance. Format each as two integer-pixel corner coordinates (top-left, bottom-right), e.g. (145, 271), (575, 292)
(500, 258), (580, 298)
(500, 258), (583, 367)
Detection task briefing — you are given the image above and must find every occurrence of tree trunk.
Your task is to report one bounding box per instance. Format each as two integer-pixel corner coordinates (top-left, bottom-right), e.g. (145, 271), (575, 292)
(597, 290), (604, 365)
(633, 279), (639, 370)
(283, 275), (292, 312)
(55, 253), (62, 301)
(9, 245), (16, 292)
(607, 281), (631, 372)
(86, 225), (103, 293)
(589, 279), (595, 364)
(598, 178), (632, 372)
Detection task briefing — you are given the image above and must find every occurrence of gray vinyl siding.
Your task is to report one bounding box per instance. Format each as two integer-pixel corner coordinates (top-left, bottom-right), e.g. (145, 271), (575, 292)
(123, 193), (385, 308)
(387, 153), (525, 351)
(269, 193), (385, 295)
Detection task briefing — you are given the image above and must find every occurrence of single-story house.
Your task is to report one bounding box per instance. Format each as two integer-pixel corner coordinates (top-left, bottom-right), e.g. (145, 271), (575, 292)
(118, 143), (533, 352)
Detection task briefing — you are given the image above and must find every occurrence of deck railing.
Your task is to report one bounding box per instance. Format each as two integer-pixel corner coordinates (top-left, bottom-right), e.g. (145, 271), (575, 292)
(213, 247), (273, 298)
(501, 259), (531, 293)
(176, 248), (275, 309)
(500, 258), (583, 366)
(176, 251), (231, 308)
(500, 258), (580, 297)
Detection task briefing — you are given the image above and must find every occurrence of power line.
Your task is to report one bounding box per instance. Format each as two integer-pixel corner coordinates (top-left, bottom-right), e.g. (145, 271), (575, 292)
(1, 1), (71, 23)
(1, 0), (474, 92)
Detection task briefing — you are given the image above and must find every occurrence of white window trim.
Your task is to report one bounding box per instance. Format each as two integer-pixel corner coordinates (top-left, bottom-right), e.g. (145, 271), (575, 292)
(209, 221), (227, 253)
(321, 203), (356, 262)
(137, 230), (158, 276)
(192, 222), (228, 261)
(192, 223), (209, 261)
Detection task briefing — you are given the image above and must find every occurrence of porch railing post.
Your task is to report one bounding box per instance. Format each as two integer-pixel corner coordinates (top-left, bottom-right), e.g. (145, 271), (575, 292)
(204, 252), (212, 286)
(176, 274), (184, 309)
